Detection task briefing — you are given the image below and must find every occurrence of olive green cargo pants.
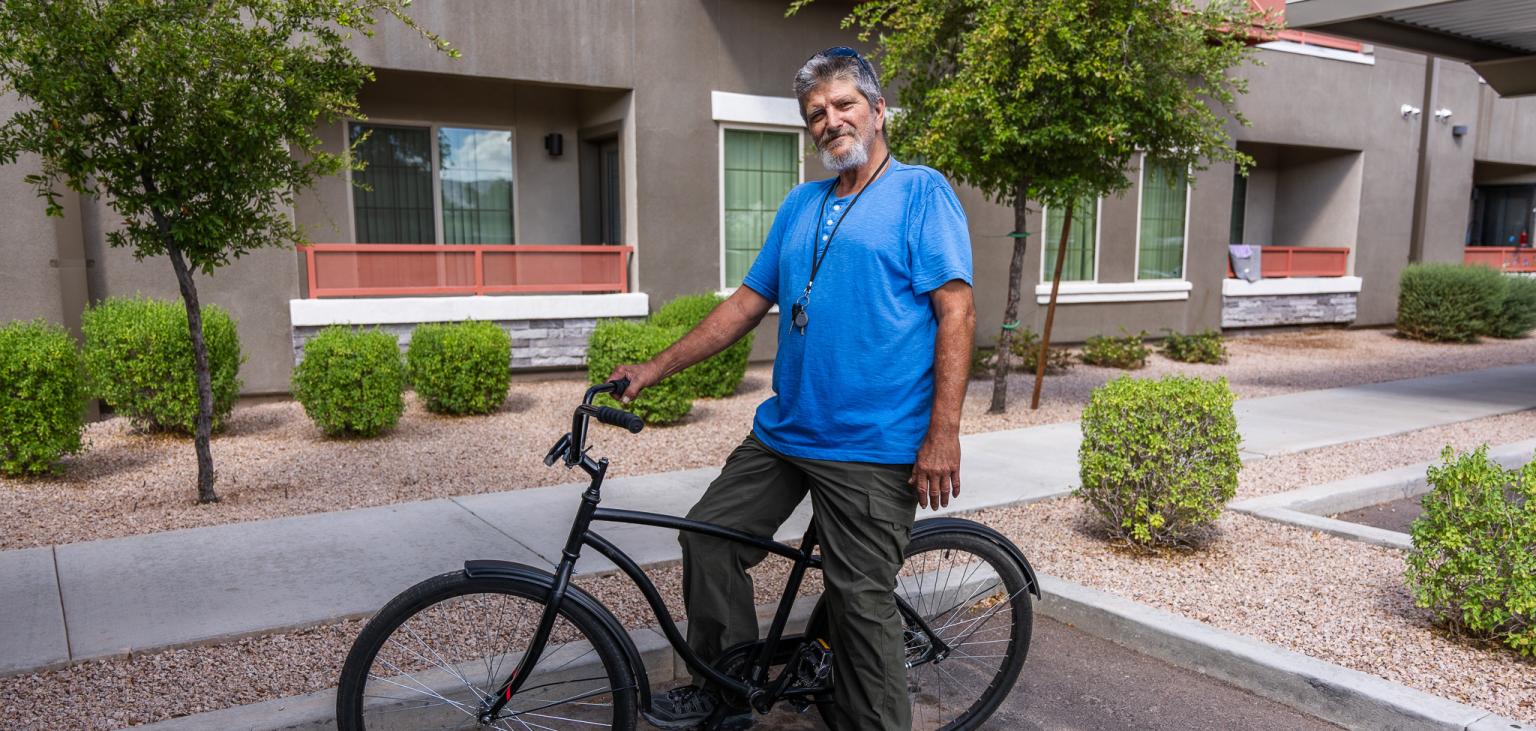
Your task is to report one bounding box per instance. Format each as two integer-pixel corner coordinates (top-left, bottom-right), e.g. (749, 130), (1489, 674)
(679, 433), (917, 731)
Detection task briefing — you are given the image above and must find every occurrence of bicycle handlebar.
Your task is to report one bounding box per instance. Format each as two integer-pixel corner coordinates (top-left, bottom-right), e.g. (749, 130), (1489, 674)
(594, 405), (644, 433)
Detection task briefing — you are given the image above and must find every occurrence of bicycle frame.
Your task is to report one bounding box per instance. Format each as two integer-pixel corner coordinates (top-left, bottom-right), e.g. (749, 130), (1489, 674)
(480, 382), (951, 722)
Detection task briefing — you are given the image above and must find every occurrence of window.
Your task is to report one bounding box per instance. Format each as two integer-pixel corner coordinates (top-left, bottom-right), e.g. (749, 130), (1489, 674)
(350, 122), (516, 244)
(722, 128), (800, 288)
(1230, 171), (1248, 245)
(1138, 159), (1190, 280)
(1042, 197), (1098, 282)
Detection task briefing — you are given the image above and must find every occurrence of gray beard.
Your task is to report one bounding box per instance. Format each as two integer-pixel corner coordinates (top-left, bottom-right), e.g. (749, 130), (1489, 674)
(820, 134), (871, 172)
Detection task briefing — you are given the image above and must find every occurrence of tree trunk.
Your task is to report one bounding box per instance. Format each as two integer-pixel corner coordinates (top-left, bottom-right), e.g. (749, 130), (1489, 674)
(167, 244), (219, 504)
(988, 182), (1032, 414)
(1031, 198), (1076, 410)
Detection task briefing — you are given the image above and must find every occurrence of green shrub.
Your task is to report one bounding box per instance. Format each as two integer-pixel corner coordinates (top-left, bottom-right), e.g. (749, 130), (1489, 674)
(1075, 375), (1241, 549)
(81, 297), (243, 433)
(407, 321), (511, 415)
(292, 326), (406, 437)
(651, 293), (754, 398)
(1080, 329), (1151, 370)
(0, 321), (88, 476)
(1008, 329), (1075, 375)
(1161, 329), (1228, 364)
(1405, 445), (1536, 657)
(1488, 275), (1536, 339)
(1396, 263), (1505, 342)
(970, 346), (994, 378)
(585, 319), (693, 425)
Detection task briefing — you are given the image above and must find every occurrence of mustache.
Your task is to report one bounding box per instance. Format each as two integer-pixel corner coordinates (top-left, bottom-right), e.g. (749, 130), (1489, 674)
(819, 127), (856, 147)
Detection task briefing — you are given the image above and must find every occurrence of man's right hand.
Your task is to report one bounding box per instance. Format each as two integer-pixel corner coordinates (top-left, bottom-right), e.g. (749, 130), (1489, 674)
(605, 362), (662, 404)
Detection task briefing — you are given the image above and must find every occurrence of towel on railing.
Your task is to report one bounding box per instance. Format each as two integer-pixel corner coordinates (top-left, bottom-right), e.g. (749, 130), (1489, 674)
(1229, 245), (1261, 282)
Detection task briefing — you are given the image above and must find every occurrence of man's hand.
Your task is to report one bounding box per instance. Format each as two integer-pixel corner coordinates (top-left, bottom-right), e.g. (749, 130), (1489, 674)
(605, 362), (663, 404)
(909, 429), (961, 511)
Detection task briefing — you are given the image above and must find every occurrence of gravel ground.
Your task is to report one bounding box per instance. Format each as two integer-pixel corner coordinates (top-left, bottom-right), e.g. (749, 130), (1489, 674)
(3, 327), (1534, 550)
(5, 411), (1535, 728)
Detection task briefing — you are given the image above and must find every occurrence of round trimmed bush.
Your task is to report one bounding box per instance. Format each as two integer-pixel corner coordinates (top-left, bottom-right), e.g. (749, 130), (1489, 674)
(1075, 375), (1241, 549)
(1488, 274), (1536, 339)
(82, 297), (243, 433)
(407, 321), (511, 415)
(651, 293), (753, 398)
(1396, 263), (1505, 342)
(292, 326), (406, 437)
(1406, 445), (1535, 657)
(585, 319), (692, 425)
(0, 320), (87, 476)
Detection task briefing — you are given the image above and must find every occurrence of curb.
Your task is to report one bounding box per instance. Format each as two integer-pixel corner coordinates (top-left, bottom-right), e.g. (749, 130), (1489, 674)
(1036, 574), (1529, 731)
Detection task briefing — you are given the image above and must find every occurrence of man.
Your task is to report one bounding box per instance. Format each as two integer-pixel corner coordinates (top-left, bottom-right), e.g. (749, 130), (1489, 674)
(607, 46), (975, 731)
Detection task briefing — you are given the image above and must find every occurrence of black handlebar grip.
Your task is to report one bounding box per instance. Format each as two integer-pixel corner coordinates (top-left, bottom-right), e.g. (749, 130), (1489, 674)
(595, 405), (645, 433)
(611, 377), (631, 397)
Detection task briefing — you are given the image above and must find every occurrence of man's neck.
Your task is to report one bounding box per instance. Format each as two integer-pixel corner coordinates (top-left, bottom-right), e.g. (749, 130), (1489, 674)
(835, 138), (891, 197)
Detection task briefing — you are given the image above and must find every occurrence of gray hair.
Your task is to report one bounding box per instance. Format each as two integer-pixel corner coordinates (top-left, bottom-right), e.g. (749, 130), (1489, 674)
(793, 52), (884, 122)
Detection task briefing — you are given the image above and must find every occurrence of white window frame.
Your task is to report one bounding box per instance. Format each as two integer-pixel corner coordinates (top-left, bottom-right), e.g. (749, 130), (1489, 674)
(716, 123), (805, 294)
(344, 118), (521, 245)
(1132, 155), (1194, 284)
(1038, 197), (1104, 284)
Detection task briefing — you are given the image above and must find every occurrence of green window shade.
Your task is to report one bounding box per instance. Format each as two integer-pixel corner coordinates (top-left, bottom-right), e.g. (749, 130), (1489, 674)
(724, 129), (798, 288)
(351, 124), (435, 244)
(440, 127), (515, 244)
(1139, 160), (1189, 280)
(1043, 197), (1097, 282)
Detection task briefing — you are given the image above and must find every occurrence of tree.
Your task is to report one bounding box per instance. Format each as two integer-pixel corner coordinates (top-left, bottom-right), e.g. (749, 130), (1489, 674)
(793, 0), (1269, 411)
(0, 0), (454, 502)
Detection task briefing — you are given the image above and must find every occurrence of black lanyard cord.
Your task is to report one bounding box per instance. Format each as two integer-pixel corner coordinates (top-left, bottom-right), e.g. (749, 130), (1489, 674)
(803, 151), (891, 297)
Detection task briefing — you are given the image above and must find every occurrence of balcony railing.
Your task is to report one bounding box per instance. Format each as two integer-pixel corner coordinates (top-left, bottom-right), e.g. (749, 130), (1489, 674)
(1229, 246), (1351, 278)
(1465, 246), (1536, 273)
(301, 244), (633, 299)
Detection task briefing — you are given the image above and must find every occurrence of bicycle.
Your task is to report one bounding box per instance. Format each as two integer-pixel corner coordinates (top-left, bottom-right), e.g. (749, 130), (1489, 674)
(337, 379), (1040, 731)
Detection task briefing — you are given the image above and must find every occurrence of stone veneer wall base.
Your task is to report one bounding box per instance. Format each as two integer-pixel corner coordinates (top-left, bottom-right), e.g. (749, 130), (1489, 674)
(1223, 293), (1358, 328)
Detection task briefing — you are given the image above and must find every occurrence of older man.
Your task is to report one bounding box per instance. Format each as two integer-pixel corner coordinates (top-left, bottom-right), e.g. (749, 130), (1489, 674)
(607, 46), (975, 731)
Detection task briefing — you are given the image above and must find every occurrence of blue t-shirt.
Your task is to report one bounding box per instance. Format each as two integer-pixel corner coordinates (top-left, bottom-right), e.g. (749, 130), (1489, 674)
(741, 160), (973, 464)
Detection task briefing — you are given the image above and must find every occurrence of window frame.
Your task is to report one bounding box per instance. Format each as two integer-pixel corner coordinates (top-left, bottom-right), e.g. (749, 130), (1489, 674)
(344, 118), (521, 245)
(1132, 155), (1194, 283)
(1038, 196), (1104, 284)
(717, 122), (805, 293)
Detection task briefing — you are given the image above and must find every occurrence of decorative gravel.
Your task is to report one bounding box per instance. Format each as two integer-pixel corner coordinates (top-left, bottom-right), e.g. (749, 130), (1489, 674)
(4, 327), (1535, 550)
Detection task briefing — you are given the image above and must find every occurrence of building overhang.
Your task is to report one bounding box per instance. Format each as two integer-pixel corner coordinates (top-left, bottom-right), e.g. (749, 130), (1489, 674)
(1285, 0), (1536, 96)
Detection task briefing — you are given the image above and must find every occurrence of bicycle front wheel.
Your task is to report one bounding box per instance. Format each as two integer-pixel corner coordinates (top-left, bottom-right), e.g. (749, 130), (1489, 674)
(336, 570), (637, 731)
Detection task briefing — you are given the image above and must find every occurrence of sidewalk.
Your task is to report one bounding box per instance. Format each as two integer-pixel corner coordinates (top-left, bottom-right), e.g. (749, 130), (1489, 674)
(4, 364), (1535, 676)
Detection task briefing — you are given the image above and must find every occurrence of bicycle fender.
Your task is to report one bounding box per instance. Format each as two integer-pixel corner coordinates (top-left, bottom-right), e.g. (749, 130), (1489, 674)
(463, 560), (652, 710)
(911, 518), (1042, 598)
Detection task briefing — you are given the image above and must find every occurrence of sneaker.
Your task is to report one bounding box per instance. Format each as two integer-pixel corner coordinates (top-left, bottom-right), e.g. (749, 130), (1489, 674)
(643, 684), (752, 730)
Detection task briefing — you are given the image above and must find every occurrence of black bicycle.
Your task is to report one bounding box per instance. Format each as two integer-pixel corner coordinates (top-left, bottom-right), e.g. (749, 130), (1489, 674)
(337, 380), (1039, 731)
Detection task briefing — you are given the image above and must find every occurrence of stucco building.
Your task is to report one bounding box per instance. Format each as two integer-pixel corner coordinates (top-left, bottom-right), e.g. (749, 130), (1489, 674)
(3, 0), (1534, 395)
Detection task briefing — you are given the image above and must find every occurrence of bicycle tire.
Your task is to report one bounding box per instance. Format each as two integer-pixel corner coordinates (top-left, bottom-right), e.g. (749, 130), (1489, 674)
(336, 570), (638, 731)
(812, 524), (1033, 731)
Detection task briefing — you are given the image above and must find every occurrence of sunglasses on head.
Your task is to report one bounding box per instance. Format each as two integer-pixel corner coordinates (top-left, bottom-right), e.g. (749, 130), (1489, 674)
(814, 46), (875, 79)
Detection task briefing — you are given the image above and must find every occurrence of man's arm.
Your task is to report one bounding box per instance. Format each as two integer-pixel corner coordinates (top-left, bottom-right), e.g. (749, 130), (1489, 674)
(606, 286), (775, 403)
(910, 279), (975, 510)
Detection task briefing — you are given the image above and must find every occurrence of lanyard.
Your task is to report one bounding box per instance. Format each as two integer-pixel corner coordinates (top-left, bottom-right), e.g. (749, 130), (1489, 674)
(799, 151), (891, 303)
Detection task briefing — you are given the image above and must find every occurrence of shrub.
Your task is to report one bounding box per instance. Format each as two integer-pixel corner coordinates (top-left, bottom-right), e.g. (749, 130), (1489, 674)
(1075, 375), (1241, 549)
(1405, 445), (1536, 657)
(407, 321), (511, 415)
(1488, 275), (1536, 339)
(0, 321), (88, 476)
(651, 293), (754, 398)
(291, 326), (406, 437)
(1008, 329), (1075, 375)
(1396, 263), (1505, 342)
(82, 297), (243, 433)
(585, 319), (693, 425)
(1080, 329), (1151, 370)
(1161, 329), (1228, 364)
(970, 346), (994, 378)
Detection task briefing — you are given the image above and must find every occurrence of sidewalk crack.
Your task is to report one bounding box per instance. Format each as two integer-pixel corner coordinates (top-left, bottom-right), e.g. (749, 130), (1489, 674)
(52, 546), (73, 661)
(447, 497), (556, 568)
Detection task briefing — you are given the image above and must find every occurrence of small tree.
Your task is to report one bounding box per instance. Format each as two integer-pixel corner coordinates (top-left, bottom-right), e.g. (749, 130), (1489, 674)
(0, 1), (453, 502)
(794, 0), (1267, 411)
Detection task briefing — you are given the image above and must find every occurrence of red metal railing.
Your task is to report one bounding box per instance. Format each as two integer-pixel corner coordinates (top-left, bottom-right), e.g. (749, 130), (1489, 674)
(1248, 0), (1365, 53)
(1465, 247), (1536, 273)
(1228, 246), (1351, 278)
(301, 244), (633, 298)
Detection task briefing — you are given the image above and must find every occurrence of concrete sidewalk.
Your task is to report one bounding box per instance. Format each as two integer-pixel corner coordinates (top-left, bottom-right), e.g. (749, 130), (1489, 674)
(4, 364), (1535, 676)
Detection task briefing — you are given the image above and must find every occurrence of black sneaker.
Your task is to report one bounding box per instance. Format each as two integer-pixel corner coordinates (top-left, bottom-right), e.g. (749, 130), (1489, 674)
(643, 684), (752, 730)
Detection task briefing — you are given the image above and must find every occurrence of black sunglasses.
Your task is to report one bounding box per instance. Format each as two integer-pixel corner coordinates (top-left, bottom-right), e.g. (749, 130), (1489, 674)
(814, 46), (875, 80)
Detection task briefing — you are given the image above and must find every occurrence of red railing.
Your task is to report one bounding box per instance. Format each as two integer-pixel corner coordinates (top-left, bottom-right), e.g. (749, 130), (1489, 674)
(1248, 0), (1365, 53)
(1465, 247), (1536, 273)
(1229, 246), (1351, 278)
(301, 244), (633, 299)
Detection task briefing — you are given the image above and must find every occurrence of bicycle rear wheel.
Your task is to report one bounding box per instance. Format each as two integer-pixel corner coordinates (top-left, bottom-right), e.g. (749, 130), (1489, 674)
(336, 570), (637, 731)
